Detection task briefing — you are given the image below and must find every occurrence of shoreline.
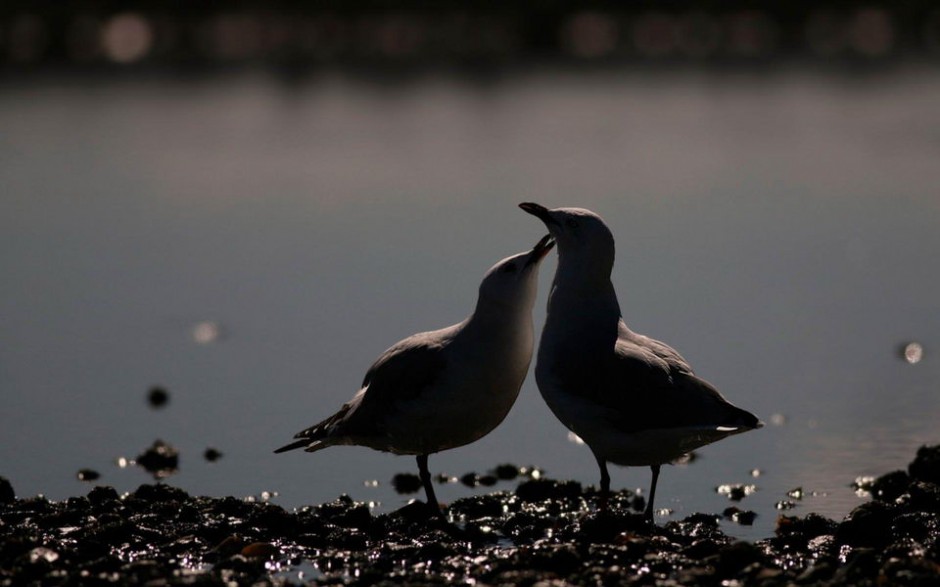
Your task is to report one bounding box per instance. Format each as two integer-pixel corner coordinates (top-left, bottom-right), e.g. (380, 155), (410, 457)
(2, 445), (938, 586)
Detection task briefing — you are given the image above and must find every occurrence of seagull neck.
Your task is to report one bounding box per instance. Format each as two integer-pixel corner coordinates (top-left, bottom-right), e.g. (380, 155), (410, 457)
(550, 252), (620, 311)
(466, 298), (531, 333)
(547, 276), (621, 318)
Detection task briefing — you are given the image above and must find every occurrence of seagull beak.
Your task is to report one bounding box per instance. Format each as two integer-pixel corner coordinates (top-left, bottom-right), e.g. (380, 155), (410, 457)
(519, 202), (559, 227)
(525, 234), (556, 267)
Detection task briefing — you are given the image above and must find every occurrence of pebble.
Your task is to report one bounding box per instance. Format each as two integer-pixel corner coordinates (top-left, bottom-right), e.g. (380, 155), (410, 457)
(147, 387), (170, 408)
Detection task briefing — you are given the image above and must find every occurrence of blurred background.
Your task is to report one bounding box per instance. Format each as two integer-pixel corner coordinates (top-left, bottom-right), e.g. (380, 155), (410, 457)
(2, 1), (939, 540)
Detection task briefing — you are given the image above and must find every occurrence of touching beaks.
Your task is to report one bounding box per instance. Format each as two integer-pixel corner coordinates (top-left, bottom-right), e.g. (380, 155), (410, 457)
(526, 234), (555, 267)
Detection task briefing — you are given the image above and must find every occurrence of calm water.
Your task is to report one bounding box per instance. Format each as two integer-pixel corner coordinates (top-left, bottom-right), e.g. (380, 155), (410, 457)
(2, 68), (938, 540)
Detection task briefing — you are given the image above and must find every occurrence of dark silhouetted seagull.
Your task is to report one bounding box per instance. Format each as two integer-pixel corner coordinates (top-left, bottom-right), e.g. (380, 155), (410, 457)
(275, 235), (555, 517)
(519, 203), (761, 520)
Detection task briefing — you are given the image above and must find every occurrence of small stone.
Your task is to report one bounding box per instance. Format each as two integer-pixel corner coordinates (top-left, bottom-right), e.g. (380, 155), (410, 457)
(133, 483), (189, 503)
(516, 479), (582, 502)
(478, 474), (498, 487)
(835, 500), (894, 548)
(901, 342), (923, 364)
(493, 464), (520, 480)
(786, 487), (804, 500)
(135, 440), (179, 479)
(241, 542), (279, 559)
(0, 476), (15, 503)
(203, 448), (223, 462)
(147, 386), (170, 408)
(716, 483), (756, 501)
(391, 473), (422, 494)
(869, 470), (910, 502)
(908, 444), (940, 485)
(87, 485), (119, 505)
(77, 469), (100, 482)
(723, 507), (757, 525)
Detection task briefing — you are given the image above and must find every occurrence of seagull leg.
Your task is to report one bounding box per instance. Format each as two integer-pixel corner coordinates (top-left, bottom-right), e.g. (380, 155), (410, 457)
(644, 464), (661, 522)
(416, 454), (445, 519)
(593, 452), (611, 512)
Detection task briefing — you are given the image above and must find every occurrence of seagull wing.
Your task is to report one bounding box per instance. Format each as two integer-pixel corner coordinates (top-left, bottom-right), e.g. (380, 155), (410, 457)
(275, 328), (454, 454)
(557, 321), (754, 435)
(351, 331), (451, 423)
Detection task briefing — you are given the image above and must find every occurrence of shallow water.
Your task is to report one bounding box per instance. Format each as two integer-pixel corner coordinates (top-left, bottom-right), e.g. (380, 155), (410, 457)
(1, 67), (938, 540)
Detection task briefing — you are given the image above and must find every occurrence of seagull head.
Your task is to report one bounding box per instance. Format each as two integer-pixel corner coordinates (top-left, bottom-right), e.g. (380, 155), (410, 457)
(518, 203), (615, 274)
(477, 234), (555, 310)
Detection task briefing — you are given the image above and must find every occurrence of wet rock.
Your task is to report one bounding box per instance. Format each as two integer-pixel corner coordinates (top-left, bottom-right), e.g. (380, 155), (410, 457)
(212, 553), (267, 579)
(891, 511), (938, 542)
(832, 548), (880, 583)
(240, 541), (279, 560)
(516, 479), (582, 502)
(716, 483), (756, 501)
(712, 540), (767, 577)
(135, 440), (179, 480)
(582, 513), (651, 543)
(87, 484), (119, 505)
(502, 511), (552, 544)
(2, 446), (940, 587)
(723, 507), (757, 525)
(908, 444), (940, 484)
(460, 472), (480, 487)
(682, 538), (721, 559)
(880, 556), (940, 586)
(778, 512), (837, 538)
(390, 472), (422, 494)
(493, 463), (520, 480)
(835, 500), (896, 548)
(133, 483), (189, 504)
(384, 499), (438, 526)
(0, 476), (14, 503)
(907, 480), (940, 513)
(868, 470), (910, 502)
(773, 513), (838, 551)
(667, 513), (723, 540)
(147, 386), (170, 408)
(787, 487), (805, 500)
(203, 447), (223, 462)
(448, 492), (507, 519)
(315, 494), (373, 529)
(795, 560), (836, 583)
(76, 468), (100, 482)
(247, 503), (298, 536)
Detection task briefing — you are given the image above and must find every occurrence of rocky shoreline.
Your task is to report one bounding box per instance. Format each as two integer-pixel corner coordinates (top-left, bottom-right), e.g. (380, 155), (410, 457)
(2, 445), (939, 586)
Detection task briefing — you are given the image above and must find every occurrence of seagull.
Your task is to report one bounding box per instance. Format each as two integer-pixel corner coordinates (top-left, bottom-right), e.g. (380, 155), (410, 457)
(275, 235), (555, 517)
(519, 203), (762, 521)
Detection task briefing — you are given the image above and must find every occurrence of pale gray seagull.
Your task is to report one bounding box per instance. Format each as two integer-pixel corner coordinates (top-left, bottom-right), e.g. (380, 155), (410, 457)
(519, 203), (761, 521)
(275, 235), (555, 517)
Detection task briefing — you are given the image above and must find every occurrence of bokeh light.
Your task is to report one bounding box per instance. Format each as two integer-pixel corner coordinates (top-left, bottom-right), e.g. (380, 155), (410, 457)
(102, 13), (153, 64)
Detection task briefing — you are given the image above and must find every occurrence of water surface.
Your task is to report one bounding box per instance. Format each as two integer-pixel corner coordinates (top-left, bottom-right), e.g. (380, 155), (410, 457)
(2, 68), (938, 539)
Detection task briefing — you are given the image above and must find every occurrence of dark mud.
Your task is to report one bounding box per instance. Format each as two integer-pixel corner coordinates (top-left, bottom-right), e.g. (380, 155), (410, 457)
(2, 446), (940, 586)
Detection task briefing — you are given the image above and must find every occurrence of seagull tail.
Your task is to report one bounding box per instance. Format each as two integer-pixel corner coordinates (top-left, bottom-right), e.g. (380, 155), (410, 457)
(273, 438), (313, 454)
(722, 405), (763, 432)
(273, 403), (352, 454)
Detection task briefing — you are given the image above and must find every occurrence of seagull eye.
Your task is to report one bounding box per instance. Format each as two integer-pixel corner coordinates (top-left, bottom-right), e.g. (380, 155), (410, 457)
(500, 263), (517, 273)
(566, 218), (579, 228)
